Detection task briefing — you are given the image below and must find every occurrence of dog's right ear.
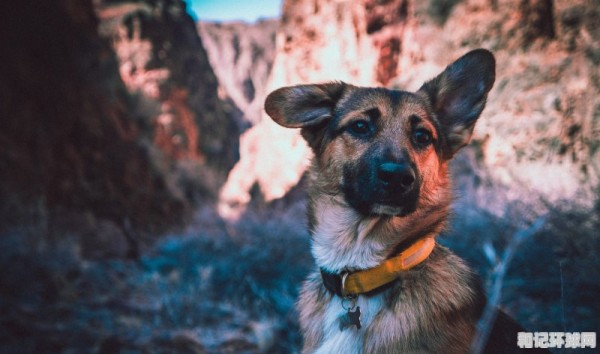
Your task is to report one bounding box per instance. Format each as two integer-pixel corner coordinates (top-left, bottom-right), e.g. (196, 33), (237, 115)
(265, 82), (347, 150)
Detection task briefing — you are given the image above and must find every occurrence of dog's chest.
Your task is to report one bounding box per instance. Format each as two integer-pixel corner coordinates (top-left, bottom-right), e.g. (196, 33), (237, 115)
(313, 294), (384, 354)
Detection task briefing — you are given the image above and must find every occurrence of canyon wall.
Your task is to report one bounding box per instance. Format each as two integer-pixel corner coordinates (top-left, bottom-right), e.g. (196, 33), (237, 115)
(218, 0), (599, 218)
(1, 0), (179, 236)
(96, 0), (239, 176)
(199, 19), (278, 127)
(0, 0), (237, 256)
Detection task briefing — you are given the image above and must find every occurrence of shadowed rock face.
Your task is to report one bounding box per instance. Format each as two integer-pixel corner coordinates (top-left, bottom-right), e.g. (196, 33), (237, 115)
(0, 0), (189, 236)
(219, 0), (599, 217)
(0, 0), (241, 247)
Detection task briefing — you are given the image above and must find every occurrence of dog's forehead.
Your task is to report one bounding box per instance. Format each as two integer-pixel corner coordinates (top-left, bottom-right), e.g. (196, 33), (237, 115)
(334, 87), (429, 121)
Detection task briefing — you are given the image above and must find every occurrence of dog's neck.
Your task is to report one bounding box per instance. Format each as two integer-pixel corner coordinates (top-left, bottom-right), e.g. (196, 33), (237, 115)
(308, 193), (449, 273)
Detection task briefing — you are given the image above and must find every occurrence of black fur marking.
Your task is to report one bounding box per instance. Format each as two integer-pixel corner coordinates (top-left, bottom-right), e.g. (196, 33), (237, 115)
(341, 149), (421, 217)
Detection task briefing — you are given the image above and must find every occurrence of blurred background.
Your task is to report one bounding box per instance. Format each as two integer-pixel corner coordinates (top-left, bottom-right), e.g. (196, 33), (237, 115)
(0, 0), (598, 352)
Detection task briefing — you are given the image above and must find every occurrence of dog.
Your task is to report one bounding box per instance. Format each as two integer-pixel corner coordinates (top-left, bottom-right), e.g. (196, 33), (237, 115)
(265, 49), (547, 353)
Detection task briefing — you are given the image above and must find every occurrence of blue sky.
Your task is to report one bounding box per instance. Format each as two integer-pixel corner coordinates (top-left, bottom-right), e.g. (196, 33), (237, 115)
(186, 0), (282, 22)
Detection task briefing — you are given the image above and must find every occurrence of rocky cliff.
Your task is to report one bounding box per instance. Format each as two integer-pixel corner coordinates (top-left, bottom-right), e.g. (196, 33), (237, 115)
(96, 0), (239, 174)
(0, 0), (181, 240)
(198, 19), (278, 127)
(219, 0), (599, 217)
(0, 0), (238, 255)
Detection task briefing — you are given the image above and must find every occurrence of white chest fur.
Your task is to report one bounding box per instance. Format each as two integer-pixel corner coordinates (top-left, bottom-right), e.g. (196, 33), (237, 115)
(313, 294), (384, 354)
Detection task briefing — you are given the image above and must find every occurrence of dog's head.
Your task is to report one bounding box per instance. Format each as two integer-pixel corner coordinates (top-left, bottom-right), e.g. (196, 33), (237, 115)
(265, 49), (495, 217)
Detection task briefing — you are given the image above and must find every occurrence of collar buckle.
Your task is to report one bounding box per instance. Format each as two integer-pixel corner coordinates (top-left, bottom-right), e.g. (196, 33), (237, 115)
(340, 272), (350, 297)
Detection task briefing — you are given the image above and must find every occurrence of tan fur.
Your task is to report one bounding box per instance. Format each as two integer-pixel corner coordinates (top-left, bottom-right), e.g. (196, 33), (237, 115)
(264, 50), (538, 353)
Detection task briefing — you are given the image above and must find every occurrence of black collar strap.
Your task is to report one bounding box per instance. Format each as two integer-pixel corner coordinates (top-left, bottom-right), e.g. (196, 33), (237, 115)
(320, 268), (345, 297)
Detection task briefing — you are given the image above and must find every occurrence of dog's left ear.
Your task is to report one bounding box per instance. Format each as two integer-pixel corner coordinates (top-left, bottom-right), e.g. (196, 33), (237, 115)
(265, 82), (347, 150)
(418, 49), (495, 158)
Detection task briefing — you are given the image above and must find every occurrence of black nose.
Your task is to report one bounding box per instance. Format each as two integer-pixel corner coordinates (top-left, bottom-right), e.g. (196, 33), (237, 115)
(377, 162), (415, 191)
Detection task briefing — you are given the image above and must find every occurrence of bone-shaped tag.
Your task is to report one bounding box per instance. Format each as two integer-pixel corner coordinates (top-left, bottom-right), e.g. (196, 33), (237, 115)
(339, 306), (361, 331)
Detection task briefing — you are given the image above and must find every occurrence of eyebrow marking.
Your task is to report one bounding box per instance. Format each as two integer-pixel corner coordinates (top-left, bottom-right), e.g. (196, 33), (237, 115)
(409, 114), (422, 125)
(365, 108), (381, 121)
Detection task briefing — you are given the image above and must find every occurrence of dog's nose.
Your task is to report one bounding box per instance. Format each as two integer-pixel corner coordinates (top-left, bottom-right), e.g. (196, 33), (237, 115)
(377, 162), (415, 191)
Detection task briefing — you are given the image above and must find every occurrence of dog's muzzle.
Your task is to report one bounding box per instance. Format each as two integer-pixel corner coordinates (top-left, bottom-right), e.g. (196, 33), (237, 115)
(377, 162), (416, 194)
(342, 158), (420, 216)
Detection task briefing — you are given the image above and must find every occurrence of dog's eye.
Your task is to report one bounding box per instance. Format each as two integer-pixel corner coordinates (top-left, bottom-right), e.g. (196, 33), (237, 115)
(348, 120), (371, 136)
(413, 128), (433, 145)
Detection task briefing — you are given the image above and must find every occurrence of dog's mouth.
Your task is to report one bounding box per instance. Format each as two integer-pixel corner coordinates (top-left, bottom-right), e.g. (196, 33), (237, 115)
(370, 202), (417, 217)
(341, 182), (420, 217)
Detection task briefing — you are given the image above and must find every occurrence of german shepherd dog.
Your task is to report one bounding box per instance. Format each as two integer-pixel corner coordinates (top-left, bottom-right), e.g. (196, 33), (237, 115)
(265, 49), (545, 353)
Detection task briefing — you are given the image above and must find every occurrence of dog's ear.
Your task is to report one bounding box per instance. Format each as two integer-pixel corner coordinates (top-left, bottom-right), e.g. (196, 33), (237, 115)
(265, 82), (347, 150)
(418, 49), (495, 158)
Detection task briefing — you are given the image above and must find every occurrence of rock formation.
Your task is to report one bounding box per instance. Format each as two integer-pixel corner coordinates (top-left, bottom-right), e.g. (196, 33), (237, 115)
(0, 0), (240, 253)
(96, 0), (239, 174)
(198, 19), (278, 127)
(219, 0), (599, 218)
(0, 0), (183, 239)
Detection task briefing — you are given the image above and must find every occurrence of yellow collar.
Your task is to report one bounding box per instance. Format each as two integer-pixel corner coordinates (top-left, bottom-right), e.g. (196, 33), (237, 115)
(321, 237), (436, 297)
